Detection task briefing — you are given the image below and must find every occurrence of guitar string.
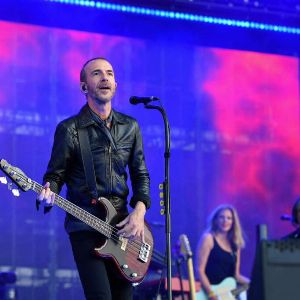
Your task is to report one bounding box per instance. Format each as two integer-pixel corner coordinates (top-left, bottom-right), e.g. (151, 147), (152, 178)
(5, 167), (145, 258)
(51, 191), (148, 256)
(41, 185), (144, 256)
(6, 168), (163, 269)
(48, 187), (146, 259)
(4, 168), (166, 270)
(13, 172), (150, 258)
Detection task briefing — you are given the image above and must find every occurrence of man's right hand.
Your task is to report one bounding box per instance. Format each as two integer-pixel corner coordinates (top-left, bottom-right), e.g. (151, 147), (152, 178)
(37, 182), (55, 206)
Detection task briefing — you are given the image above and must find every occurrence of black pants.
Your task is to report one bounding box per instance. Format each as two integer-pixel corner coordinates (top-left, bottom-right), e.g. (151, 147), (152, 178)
(69, 231), (133, 300)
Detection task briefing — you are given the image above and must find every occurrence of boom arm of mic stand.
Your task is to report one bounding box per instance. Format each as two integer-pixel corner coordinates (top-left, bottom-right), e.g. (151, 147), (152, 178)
(145, 103), (172, 300)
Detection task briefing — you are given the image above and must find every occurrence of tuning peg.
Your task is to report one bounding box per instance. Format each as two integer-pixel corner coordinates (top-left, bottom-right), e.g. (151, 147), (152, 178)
(160, 208), (165, 215)
(11, 188), (20, 197)
(160, 200), (164, 206)
(159, 183), (163, 190)
(0, 177), (7, 184)
(6, 182), (20, 197)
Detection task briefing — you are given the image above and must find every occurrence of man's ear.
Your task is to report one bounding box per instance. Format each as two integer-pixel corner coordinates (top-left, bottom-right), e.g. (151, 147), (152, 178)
(80, 82), (88, 93)
(115, 82), (118, 90)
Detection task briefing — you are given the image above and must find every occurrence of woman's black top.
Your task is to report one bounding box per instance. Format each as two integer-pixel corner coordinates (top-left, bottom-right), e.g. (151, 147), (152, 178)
(205, 236), (237, 284)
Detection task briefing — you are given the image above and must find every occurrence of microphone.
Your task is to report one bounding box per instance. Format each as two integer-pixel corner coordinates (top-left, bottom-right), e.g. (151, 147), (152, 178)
(129, 96), (159, 105)
(280, 214), (292, 221)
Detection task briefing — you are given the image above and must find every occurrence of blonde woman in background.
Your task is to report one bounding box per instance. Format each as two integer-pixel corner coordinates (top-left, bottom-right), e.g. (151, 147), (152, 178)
(196, 204), (250, 300)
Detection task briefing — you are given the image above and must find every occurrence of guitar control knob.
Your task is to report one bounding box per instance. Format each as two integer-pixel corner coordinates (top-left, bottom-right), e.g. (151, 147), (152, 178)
(130, 273), (137, 278)
(122, 264), (128, 269)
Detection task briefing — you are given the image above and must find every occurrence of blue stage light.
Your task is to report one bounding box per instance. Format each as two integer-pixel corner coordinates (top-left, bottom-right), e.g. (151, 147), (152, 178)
(45, 0), (300, 35)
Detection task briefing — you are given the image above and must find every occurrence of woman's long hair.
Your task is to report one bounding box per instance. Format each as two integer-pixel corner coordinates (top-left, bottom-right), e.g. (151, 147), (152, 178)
(207, 204), (245, 250)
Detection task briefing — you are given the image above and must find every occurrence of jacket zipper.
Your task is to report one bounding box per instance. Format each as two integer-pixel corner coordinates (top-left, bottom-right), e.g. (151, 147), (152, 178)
(109, 145), (112, 194)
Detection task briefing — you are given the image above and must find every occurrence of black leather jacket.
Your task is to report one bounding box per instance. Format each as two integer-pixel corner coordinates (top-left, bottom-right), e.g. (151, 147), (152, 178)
(43, 104), (150, 232)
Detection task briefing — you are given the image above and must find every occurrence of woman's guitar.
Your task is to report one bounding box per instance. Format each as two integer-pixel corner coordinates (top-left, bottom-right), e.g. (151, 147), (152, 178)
(179, 234), (197, 300)
(196, 277), (249, 300)
(0, 159), (153, 284)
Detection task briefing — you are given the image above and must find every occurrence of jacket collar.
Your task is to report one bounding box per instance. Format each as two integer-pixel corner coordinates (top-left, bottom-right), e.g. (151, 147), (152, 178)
(76, 103), (128, 128)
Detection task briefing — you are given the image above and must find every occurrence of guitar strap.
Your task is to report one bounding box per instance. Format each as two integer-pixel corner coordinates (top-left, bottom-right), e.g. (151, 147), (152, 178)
(77, 123), (98, 201)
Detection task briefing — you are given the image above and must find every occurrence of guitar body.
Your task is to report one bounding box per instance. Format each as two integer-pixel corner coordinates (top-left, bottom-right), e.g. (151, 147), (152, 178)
(93, 197), (154, 283)
(196, 277), (237, 300)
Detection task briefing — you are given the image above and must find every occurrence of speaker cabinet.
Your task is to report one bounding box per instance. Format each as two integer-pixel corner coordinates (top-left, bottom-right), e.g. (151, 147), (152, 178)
(249, 239), (300, 300)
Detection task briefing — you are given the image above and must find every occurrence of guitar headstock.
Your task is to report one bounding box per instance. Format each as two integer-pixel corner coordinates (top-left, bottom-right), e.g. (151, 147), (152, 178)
(179, 234), (193, 258)
(0, 159), (32, 192)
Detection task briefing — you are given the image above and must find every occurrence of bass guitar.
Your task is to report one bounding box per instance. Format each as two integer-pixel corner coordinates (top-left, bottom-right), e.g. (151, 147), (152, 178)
(0, 159), (153, 284)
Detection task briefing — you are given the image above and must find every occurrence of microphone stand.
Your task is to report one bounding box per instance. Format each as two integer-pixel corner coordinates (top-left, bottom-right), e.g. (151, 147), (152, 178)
(145, 103), (172, 300)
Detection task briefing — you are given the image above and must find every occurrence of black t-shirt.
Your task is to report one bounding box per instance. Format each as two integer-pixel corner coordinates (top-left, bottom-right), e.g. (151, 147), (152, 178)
(205, 237), (237, 284)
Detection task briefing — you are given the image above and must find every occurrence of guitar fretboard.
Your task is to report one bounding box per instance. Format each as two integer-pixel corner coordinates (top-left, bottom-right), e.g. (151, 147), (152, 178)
(31, 181), (113, 238)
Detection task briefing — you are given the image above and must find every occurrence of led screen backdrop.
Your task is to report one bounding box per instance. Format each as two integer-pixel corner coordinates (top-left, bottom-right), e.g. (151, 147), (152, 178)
(0, 20), (299, 298)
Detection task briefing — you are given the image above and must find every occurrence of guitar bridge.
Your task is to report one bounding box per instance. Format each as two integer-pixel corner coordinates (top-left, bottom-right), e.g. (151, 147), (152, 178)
(138, 242), (151, 263)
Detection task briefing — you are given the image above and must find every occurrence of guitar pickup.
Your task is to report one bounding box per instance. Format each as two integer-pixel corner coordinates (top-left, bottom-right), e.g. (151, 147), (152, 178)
(138, 242), (151, 263)
(119, 236), (128, 251)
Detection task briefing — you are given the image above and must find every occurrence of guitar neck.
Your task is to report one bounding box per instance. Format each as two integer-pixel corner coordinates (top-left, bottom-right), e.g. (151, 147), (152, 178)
(31, 181), (111, 238)
(187, 257), (196, 300)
